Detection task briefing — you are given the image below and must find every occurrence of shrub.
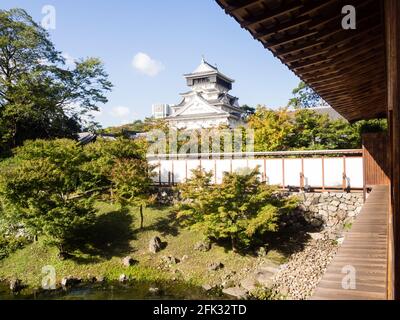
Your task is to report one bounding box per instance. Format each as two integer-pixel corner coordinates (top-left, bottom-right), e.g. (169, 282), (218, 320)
(177, 167), (299, 252)
(0, 234), (29, 260)
(0, 139), (96, 252)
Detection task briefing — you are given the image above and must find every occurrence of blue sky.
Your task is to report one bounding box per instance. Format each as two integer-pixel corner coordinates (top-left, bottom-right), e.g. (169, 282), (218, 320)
(1, 0), (300, 128)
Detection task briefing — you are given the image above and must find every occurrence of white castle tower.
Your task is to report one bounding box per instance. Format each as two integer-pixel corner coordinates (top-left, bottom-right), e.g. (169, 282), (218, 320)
(152, 58), (244, 129)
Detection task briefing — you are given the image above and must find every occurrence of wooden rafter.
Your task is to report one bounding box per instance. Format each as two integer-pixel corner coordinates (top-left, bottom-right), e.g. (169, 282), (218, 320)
(216, 0), (387, 121)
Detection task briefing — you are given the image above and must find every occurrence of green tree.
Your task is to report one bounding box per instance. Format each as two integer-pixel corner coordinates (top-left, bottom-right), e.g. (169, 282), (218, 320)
(177, 167), (298, 252)
(82, 137), (155, 228)
(288, 109), (327, 149)
(248, 106), (294, 151)
(0, 139), (96, 253)
(240, 104), (256, 121)
(249, 107), (370, 151)
(0, 8), (112, 156)
(288, 81), (325, 109)
(355, 119), (388, 135)
(100, 120), (146, 136)
(288, 109), (360, 150)
(81, 138), (144, 193)
(111, 158), (156, 229)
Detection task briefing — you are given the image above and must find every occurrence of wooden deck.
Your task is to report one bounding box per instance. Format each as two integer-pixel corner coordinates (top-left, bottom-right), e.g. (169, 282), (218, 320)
(311, 185), (389, 300)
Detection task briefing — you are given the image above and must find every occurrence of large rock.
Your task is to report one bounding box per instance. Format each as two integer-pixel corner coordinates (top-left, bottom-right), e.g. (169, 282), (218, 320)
(149, 236), (162, 253)
(240, 277), (257, 292)
(254, 271), (275, 288)
(208, 262), (224, 271)
(161, 255), (180, 265)
(202, 284), (213, 291)
(221, 279), (235, 289)
(149, 287), (160, 294)
(254, 263), (279, 288)
(122, 256), (137, 267)
(61, 276), (81, 288)
(222, 287), (248, 299)
(119, 274), (128, 283)
(194, 241), (211, 252)
(9, 279), (22, 292)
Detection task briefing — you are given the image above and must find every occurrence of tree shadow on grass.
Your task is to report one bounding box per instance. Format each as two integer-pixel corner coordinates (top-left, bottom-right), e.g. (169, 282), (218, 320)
(135, 207), (181, 237)
(66, 208), (136, 264)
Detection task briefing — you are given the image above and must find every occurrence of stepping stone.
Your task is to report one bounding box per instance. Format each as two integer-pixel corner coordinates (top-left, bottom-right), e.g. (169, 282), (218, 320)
(222, 287), (248, 299)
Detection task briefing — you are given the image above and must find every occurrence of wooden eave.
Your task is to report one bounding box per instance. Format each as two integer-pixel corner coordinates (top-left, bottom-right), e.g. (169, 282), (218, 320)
(216, 0), (387, 122)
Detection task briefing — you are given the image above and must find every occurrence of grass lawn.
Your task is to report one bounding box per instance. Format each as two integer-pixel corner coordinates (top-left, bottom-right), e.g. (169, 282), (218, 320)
(0, 202), (287, 291)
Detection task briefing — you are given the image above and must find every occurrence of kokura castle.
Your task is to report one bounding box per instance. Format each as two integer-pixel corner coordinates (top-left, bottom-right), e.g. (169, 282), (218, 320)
(152, 59), (245, 129)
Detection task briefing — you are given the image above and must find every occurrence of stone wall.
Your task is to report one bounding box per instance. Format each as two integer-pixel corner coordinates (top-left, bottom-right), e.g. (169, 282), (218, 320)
(284, 192), (364, 240)
(154, 187), (177, 205)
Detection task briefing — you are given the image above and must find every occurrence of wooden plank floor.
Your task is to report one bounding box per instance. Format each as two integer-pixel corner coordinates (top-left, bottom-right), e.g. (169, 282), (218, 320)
(311, 185), (389, 300)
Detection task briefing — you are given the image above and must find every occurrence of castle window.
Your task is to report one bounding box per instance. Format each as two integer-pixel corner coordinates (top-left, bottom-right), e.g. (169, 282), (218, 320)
(193, 78), (210, 85)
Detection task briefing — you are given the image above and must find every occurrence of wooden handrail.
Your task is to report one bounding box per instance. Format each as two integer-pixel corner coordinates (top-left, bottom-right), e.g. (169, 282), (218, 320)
(147, 149), (363, 160)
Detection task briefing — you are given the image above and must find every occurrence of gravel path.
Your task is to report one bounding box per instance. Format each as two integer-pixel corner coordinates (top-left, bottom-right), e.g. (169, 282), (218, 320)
(270, 240), (338, 300)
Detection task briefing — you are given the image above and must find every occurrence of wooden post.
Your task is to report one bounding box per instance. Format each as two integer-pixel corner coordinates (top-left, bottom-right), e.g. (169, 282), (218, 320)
(362, 144), (367, 200)
(322, 157), (325, 192)
(171, 160), (175, 185)
(214, 159), (217, 184)
(385, 0), (400, 300)
(300, 158), (304, 190)
(185, 159), (188, 182)
(263, 158), (267, 183)
(343, 156), (348, 194)
(158, 160), (161, 186)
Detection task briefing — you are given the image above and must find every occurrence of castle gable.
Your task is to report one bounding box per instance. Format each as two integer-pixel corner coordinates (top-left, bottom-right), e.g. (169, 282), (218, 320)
(173, 95), (225, 117)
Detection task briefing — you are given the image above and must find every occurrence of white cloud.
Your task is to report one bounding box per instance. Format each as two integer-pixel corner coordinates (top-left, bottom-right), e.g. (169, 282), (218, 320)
(62, 52), (75, 68)
(90, 107), (103, 117)
(110, 106), (131, 118)
(132, 52), (164, 77)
